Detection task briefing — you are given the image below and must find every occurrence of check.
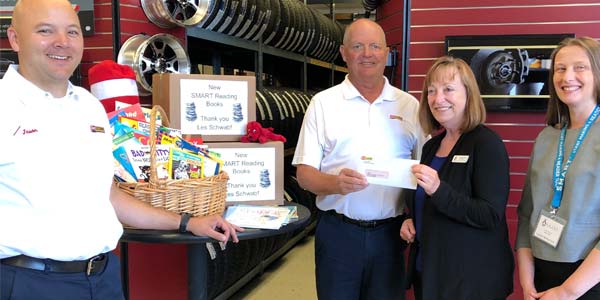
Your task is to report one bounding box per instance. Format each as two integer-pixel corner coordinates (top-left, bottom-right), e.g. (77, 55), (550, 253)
(358, 158), (419, 189)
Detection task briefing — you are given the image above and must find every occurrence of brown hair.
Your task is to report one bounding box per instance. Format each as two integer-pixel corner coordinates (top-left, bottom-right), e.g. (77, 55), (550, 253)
(419, 56), (486, 135)
(546, 37), (600, 127)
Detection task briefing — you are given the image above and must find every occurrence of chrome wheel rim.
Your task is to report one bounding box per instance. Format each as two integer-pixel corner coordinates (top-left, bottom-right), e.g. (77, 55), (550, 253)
(141, 0), (212, 28)
(118, 33), (191, 95)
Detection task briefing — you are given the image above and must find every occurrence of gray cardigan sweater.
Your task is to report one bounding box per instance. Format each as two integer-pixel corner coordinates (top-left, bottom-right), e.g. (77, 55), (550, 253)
(517, 122), (600, 262)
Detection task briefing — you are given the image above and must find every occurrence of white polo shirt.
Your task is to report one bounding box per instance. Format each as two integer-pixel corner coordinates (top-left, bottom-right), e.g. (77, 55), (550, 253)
(0, 65), (123, 260)
(293, 76), (425, 220)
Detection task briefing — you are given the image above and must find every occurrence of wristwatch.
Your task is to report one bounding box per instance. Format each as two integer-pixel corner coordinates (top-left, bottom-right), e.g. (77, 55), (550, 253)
(179, 213), (192, 233)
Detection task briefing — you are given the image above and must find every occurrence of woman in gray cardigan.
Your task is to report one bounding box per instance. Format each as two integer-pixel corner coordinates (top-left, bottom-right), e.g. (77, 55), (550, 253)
(400, 56), (514, 300)
(516, 37), (600, 300)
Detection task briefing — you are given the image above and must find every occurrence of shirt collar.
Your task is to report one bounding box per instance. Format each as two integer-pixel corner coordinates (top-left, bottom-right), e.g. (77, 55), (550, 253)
(5, 64), (76, 102)
(341, 74), (396, 103)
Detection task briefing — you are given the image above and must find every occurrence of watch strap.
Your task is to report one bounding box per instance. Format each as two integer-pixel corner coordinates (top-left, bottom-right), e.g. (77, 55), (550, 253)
(179, 213), (192, 233)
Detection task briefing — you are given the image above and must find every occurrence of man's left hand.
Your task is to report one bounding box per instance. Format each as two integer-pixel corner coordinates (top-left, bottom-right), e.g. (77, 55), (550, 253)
(187, 215), (244, 243)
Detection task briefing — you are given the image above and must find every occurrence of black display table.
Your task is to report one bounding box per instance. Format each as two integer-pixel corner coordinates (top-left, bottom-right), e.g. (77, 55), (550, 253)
(120, 203), (311, 300)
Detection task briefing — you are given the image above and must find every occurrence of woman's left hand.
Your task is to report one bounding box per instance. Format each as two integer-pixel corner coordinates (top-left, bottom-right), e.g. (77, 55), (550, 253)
(411, 164), (441, 195)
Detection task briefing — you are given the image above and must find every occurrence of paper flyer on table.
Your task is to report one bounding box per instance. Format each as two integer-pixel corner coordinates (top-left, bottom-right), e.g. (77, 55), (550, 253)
(224, 205), (293, 230)
(358, 157), (419, 189)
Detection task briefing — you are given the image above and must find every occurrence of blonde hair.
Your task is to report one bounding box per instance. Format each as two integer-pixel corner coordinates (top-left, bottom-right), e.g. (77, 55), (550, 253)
(419, 56), (486, 134)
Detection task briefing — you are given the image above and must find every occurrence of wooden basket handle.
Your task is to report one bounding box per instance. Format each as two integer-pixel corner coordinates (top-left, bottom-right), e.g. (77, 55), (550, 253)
(149, 105), (170, 188)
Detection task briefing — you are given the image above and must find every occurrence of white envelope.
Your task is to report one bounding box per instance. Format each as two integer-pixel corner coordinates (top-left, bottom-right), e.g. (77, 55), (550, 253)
(358, 158), (419, 189)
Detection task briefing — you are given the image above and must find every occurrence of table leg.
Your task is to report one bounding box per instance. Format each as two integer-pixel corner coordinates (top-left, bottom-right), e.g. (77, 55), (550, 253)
(188, 243), (209, 300)
(120, 242), (130, 300)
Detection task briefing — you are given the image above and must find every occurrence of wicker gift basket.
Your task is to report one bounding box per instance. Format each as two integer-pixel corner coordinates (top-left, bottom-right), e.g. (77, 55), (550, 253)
(117, 105), (228, 217)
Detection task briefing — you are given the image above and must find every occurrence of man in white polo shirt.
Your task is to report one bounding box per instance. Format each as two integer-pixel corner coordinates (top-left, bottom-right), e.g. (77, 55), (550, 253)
(293, 18), (425, 299)
(0, 0), (241, 299)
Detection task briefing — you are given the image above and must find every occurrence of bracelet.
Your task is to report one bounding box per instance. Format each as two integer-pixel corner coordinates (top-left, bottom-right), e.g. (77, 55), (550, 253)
(179, 213), (192, 233)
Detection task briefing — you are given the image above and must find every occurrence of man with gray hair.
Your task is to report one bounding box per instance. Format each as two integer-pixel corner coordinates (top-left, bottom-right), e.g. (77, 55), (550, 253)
(293, 18), (425, 299)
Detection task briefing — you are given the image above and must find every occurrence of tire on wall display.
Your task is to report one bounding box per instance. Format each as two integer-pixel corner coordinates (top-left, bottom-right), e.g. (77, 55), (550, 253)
(326, 18), (340, 61)
(234, 0), (258, 38)
(284, 90), (305, 144)
(224, 0), (248, 35)
(279, 90), (300, 147)
(313, 11), (331, 61)
(330, 21), (344, 61)
(273, 90), (294, 145)
(141, 0), (212, 28)
(362, 0), (378, 12)
(278, 0), (299, 51)
(197, 0), (223, 28)
(255, 90), (273, 129)
(297, 4), (315, 53)
(117, 33), (191, 95)
(327, 18), (343, 62)
(272, 0), (293, 49)
(294, 0), (309, 53)
(284, 0), (302, 52)
(264, 89), (286, 140)
(253, 0), (274, 41)
(243, 0), (267, 40)
(306, 7), (324, 59)
(260, 0), (280, 44)
(215, 0), (240, 33)
(322, 20), (338, 62)
(205, 0), (231, 31)
(261, 89), (283, 139)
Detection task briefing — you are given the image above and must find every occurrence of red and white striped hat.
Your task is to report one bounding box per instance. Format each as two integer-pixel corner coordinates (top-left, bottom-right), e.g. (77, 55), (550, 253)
(88, 60), (139, 113)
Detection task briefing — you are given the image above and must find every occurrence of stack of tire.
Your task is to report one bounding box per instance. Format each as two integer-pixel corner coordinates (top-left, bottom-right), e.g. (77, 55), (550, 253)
(141, 0), (345, 62)
(202, 87), (318, 299)
(255, 88), (314, 150)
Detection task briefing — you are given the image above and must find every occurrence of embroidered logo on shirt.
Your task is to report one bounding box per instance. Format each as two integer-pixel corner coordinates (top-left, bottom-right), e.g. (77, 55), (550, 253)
(90, 125), (105, 133)
(389, 114), (404, 121)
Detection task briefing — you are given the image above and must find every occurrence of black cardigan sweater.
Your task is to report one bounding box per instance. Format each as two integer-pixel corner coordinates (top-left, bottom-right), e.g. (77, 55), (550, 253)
(405, 125), (514, 300)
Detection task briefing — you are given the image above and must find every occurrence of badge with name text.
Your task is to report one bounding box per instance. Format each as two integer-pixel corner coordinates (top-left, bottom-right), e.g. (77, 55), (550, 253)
(90, 125), (105, 133)
(533, 209), (566, 248)
(451, 155), (469, 163)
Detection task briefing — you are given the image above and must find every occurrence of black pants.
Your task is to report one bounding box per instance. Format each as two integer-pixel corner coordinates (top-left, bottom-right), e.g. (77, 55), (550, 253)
(315, 211), (406, 300)
(535, 257), (600, 300)
(1, 252), (124, 300)
(412, 272), (506, 300)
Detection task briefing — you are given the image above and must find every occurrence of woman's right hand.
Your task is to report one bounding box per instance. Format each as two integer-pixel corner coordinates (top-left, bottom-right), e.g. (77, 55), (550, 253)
(523, 285), (539, 300)
(400, 218), (416, 244)
(411, 164), (441, 196)
(517, 248), (539, 300)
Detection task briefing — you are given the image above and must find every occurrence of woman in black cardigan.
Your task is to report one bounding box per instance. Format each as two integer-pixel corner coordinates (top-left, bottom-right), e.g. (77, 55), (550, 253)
(400, 56), (514, 300)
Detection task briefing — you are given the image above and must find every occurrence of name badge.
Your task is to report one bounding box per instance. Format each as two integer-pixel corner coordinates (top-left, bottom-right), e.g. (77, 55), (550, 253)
(533, 209), (566, 248)
(451, 155), (469, 163)
(90, 125), (105, 133)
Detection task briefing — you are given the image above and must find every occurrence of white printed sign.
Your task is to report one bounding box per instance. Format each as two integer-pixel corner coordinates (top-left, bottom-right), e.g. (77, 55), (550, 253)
(217, 148), (276, 202)
(179, 79), (249, 135)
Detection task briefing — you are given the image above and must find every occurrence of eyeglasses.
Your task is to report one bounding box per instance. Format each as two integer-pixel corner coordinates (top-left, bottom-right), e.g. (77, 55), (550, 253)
(347, 43), (385, 52)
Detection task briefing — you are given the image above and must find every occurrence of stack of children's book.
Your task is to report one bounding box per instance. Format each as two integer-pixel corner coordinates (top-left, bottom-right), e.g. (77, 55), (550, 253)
(109, 103), (224, 183)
